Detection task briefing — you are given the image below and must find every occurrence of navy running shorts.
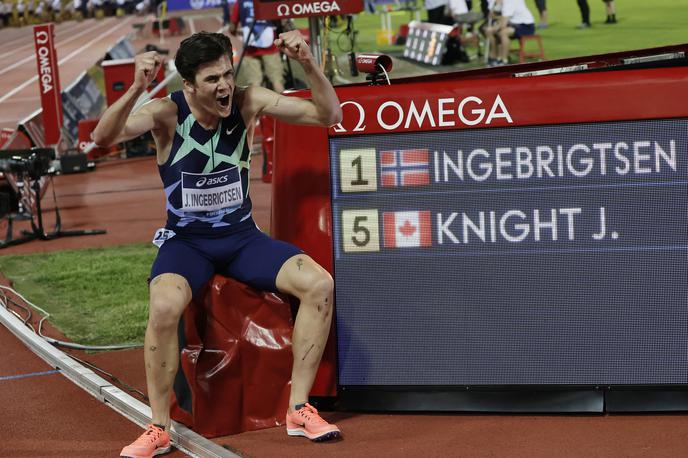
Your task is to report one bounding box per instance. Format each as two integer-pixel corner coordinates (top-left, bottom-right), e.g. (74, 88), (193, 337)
(150, 222), (302, 297)
(511, 23), (536, 38)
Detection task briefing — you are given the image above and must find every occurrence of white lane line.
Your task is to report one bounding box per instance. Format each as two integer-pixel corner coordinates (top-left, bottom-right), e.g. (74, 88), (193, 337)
(0, 21), (82, 61)
(0, 18), (134, 105)
(0, 18), (116, 77)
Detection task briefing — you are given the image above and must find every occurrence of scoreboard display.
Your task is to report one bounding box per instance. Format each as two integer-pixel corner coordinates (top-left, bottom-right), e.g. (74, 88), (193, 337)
(330, 119), (688, 385)
(270, 45), (688, 408)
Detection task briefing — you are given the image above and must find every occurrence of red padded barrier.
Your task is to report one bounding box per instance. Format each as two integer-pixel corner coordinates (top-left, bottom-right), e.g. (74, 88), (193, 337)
(171, 275), (294, 438)
(259, 115), (275, 183)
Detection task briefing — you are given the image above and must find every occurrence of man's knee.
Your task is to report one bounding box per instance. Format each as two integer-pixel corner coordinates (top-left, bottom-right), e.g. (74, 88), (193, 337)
(149, 274), (190, 332)
(299, 269), (334, 317)
(278, 256), (334, 303)
(303, 269), (334, 301)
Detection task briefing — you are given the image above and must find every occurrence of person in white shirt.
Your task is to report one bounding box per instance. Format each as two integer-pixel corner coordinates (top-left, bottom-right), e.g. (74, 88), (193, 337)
(424, 0), (452, 25)
(485, 0), (534, 65)
(0, 1), (8, 27)
(51, 0), (61, 19)
(450, 0), (483, 25)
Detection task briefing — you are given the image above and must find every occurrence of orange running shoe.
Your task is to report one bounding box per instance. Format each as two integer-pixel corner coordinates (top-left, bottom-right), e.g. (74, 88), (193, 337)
(286, 403), (341, 442)
(120, 424), (171, 458)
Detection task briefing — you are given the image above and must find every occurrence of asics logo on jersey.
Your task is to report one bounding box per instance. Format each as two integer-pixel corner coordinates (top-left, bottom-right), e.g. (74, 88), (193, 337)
(196, 176), (229, 187)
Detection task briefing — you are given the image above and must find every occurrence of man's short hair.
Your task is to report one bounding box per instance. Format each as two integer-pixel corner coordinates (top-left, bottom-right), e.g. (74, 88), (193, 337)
(175, 32), (233, 83)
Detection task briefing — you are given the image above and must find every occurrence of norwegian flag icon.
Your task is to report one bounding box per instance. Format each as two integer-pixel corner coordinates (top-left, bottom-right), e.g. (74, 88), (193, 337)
(383, 211), (432, 248)
(380, 149), (430, 188)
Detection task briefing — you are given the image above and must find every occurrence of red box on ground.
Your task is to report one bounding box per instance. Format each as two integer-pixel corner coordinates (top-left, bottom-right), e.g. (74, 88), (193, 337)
(259, 115), (275, 183)
(102, 58), (166, 107)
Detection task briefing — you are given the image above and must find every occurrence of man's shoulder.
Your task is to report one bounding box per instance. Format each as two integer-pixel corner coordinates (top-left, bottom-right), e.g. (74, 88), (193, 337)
(234, 85), (262, 108)
(135, 96), (178, 133)
(143, 96), (178, 119)
(235, 85), (279, 105)
(150, 95), (178, 110)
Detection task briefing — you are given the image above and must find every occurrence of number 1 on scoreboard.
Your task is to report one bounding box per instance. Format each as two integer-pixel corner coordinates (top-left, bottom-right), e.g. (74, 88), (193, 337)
(339, 148), (377, 193)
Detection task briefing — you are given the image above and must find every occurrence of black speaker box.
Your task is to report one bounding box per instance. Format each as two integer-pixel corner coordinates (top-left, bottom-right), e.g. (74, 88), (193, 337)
(60, 153), (88, 174)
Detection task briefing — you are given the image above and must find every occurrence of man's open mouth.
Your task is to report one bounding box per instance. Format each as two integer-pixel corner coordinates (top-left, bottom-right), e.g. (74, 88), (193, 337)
(217, 95), (230, 108)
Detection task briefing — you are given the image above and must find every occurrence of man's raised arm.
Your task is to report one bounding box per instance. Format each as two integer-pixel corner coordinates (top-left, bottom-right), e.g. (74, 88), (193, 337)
(92, 51), (164, 147)
(249, 30), (342, 127)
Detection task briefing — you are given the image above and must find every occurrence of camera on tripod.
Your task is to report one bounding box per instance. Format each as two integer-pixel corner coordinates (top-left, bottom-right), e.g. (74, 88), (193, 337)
(2, 148), (55, 180)
(355, 53), (393, 85)
(0, 147), (105, 248)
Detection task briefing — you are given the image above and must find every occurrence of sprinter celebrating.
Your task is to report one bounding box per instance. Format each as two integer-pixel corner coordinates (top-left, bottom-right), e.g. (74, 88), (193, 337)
(93, 31), (343, 457)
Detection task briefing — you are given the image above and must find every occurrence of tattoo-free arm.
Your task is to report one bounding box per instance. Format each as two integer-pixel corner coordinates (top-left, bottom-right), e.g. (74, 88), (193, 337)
(245, 30), (342, 127)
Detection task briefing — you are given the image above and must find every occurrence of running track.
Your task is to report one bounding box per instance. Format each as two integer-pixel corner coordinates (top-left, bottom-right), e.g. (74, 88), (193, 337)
(1, 14), (688, 458)
(0, 16), (140, 130)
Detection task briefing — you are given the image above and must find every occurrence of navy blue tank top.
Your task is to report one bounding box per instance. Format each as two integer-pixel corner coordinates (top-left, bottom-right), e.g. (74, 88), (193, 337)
(159, 91), (253, 236)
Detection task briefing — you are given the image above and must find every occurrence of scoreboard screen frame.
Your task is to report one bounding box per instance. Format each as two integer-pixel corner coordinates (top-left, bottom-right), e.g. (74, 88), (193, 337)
(271, 45), (688, 412)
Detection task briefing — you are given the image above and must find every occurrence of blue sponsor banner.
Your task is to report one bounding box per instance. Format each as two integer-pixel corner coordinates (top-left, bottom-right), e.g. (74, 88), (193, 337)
(330, 118), (688, 386)
(61, 72), (105, 142)
(105, 37), (135, 61)
(167, 0), (227, 11)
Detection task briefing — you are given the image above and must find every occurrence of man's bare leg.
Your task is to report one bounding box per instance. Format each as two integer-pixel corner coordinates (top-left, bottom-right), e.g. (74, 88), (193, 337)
(499, 27), (516, 62)
(275, 254), (334, 410)
(276, 254), (340, 441)
(486, 27), (499, 60)
(146, 273), (192, 428)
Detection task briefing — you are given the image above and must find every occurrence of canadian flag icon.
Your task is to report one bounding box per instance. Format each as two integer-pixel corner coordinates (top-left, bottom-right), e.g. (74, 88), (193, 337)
(383, 211), (432, 248)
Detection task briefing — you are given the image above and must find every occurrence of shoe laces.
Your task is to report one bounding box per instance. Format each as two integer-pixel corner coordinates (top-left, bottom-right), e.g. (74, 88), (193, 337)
(133, 425), (164, 446)
(296, 403), (327, 424)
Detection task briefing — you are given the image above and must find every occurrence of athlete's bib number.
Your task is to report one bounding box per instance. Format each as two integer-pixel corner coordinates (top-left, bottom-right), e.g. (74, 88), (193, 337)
(181, 167), (243, 212)
(152, 228), (175, 248)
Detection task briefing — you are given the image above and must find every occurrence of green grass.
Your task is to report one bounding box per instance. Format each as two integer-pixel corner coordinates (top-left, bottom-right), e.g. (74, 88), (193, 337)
(1, 0), (687, 346)
(0, 244), (157, 346)
(523, 0), (688, 60)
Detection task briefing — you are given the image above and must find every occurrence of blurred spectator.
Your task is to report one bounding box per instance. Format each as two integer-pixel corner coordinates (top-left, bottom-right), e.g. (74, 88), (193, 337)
(533, 0), (547, 28)
(91, 0), (105, 18)
(449, 0), (468, 18)
(480, 0), (490, 17)
(51, 0), (62, 20)
(230, 0), (285, 93)
(576, 0), (591, 28)
(221, 0), (229, 26)
(35, 0), (44, 20)
(135, 0), (151, 15)
(423, 0), (471, 64)
(17, 0), (26, 25)
(5, 0), (148, 24)
(425, 0), (452, 25)
(485, 0), (535, 65)
(72, 0), (88, 18)
(450, 0), (483, 32)
(604, 0), (617, 24)
(0, 1), (8, 27)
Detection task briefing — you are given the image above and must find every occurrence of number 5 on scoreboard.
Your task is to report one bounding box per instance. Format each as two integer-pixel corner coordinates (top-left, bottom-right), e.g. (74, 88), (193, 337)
(342, 209), (380, 252)
(339, 148), (377, 192)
